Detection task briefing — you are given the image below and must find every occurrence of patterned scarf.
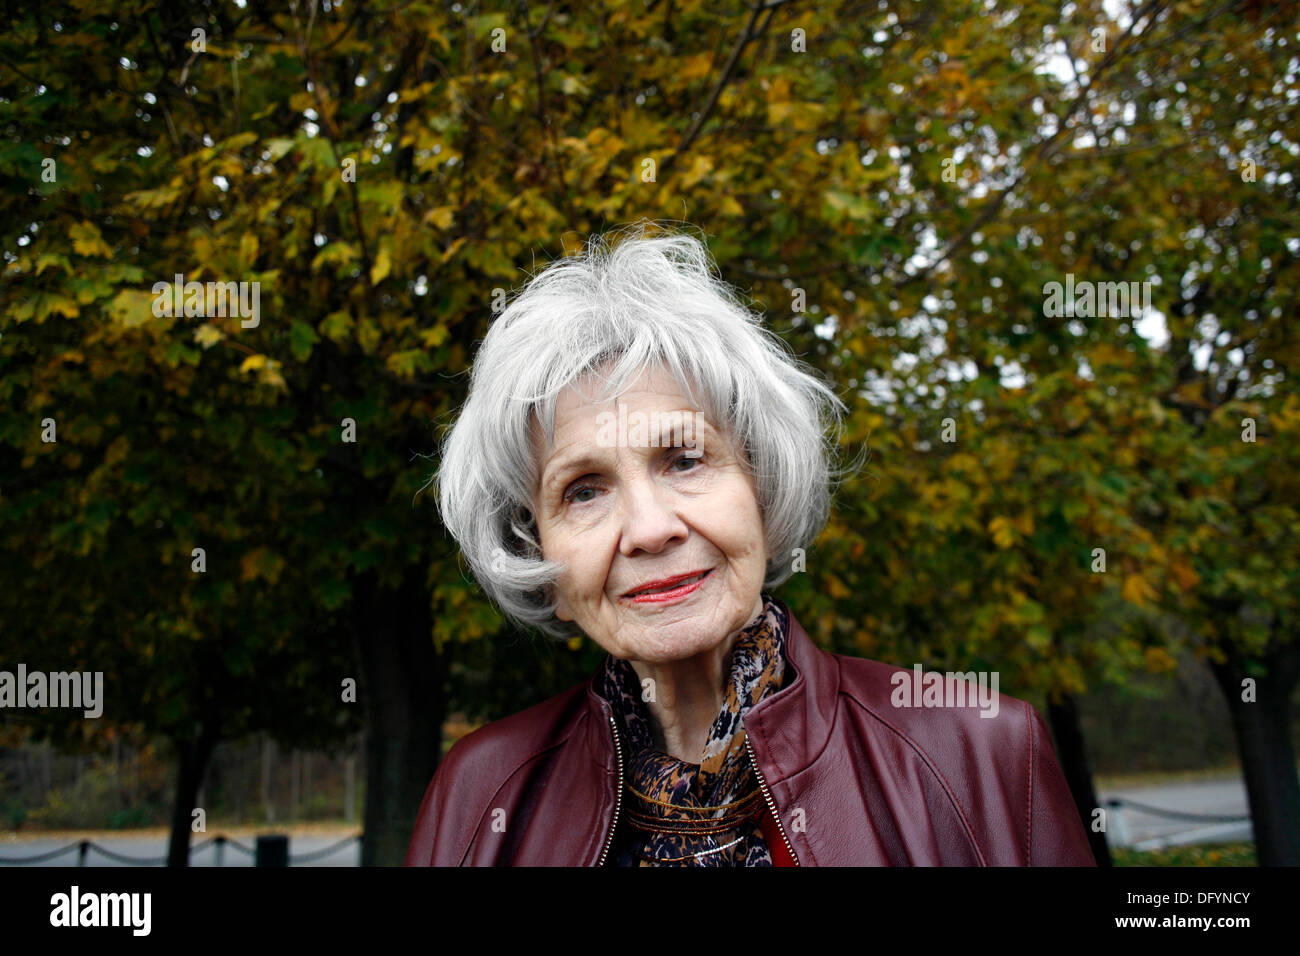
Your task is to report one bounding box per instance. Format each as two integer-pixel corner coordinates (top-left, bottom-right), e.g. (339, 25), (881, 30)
(598, 593), (788, 866)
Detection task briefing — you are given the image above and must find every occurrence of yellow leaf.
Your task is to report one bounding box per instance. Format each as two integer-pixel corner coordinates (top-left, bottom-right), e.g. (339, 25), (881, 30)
(988, 516), (1017, 549)
(240, 547), (284, 583)
(104, 435), (130, 467)
(441, 237), (467, 264)
(356, 318), (381, 353)
(264, 138), (295, 162)
(1122, 573), (1156, 606)
(35, 253), (68, 276)
(561, 74), (592, 95)
(370, 248), (392, 285)
(239, 354), (268, 373)
(261, 364), (286, 388)
(1143, 647), (1178, 673)
(36, 294), (80, 321)
(826, 575), (852, 599)
(679, 154), (713, 189)
(106, 290), (153, 328)
(239, 233), (259, 269)
(70, 221), (112, 258)
(420, 325), (448, 348)
(784, 101), (826, 133)
(1169, 560), (1199, 590)
(766, 75), (792, 102)
(194, 324), (224, 349)
(677, 53), (713, 81)
(423, 206), (455, 230)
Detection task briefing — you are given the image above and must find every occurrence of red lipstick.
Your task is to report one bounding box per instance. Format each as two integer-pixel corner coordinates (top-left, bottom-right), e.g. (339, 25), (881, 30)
(623, 569), (712, 604)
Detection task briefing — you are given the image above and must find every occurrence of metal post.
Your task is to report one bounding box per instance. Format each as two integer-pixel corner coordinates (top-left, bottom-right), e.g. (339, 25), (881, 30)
(1106, 798), (1129, 848)
(255, 834), (289, 867)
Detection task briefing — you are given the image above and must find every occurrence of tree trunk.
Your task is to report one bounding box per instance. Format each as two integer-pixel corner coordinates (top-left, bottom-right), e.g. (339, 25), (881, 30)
(1046, 692), (1111, 866)
(290, 750), (300, 822)
(1208, 640), (1300, 866)
(166, 726), (218, 867)
(344, 750), (356, 823)
(235, 739), (245, 822)
(354, 568), (446, 866)
(261, 734), (276, 824)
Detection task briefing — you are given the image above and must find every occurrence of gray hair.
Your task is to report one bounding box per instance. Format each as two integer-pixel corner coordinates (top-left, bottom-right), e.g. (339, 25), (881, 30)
(433, 222), (848, 639)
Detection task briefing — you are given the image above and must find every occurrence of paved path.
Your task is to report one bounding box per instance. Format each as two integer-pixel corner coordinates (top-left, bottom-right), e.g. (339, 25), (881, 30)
(1096, 777), (1253, 848)
(0, 831), (362, 867)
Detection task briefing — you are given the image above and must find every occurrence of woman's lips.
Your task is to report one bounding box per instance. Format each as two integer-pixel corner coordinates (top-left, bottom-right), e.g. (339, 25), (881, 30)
(624, 569), (713, 604)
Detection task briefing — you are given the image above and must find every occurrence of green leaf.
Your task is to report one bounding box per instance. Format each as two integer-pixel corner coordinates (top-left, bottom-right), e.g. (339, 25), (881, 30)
(320, 310), (354, 344)
(289, 320), (321, 362)
(264, 138), (296, 162)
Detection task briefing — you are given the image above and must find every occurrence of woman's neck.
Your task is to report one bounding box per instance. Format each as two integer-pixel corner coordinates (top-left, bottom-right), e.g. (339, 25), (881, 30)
(629, 637), (737, 762)
(626, 595), (764, 762)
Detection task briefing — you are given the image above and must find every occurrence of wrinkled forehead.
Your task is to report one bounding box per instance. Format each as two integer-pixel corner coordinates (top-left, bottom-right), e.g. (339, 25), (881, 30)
(531, 361), (707, 450)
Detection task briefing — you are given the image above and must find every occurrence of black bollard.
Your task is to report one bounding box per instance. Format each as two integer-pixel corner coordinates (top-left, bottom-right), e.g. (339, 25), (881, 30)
(255, 834), (289, 867)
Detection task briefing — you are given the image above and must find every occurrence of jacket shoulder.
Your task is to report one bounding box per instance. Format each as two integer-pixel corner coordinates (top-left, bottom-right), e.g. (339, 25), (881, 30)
(834, 656), (1029, 737)
(445, 681), (591, 778)
(831, 655), (1093, 865)
(833, 656), (1036, 778)
(404, 681), (592, 866)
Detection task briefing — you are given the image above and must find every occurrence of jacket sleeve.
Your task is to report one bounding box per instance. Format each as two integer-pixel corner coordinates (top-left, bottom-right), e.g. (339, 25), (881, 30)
(404, 736), (480, 867)
(403, 766), (444, 866)
(404, 756), (449, 866)
(1025, 703), (1097, 866)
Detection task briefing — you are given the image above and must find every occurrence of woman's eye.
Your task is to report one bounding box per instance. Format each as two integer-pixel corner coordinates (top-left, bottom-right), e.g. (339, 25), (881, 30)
(672, 451), (702, 471)
(564, 483), (599, 504)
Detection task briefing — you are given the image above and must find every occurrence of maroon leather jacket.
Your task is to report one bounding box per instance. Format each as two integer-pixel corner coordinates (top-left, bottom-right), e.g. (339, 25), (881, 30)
(405, 598), (1096, 866)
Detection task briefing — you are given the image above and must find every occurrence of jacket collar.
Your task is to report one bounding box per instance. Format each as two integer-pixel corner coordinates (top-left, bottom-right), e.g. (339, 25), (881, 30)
(743, 596), (839, 784)
(580, 596), (838, 784)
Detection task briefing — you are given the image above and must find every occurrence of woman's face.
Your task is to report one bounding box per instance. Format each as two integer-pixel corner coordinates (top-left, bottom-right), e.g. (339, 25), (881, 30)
(531, 364), (767, 664)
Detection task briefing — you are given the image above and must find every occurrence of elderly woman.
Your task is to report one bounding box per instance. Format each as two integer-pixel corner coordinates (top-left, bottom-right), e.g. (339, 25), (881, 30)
(405, 224), (1094, 866)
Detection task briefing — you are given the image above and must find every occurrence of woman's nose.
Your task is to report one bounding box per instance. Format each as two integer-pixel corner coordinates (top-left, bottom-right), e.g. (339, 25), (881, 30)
(617, 477), (689, 556)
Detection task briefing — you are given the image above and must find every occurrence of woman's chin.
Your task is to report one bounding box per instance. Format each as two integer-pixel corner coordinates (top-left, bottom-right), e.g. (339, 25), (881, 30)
(583, 592), (754, 661)
(614, 624), (733, 665)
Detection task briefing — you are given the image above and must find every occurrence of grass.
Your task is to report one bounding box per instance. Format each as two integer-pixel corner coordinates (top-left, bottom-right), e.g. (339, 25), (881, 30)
(1094, 765), (1246, 789)
(1111, 841), (1256, 866)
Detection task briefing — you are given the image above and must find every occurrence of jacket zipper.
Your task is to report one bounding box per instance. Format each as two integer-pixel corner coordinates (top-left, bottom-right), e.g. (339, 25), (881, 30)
(596, 714), (624, 866)
(598, 715), (796, 866)
(744, 734), (800, 866)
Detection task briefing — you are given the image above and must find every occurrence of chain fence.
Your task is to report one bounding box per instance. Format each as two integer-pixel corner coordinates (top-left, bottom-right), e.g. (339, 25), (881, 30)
(0, 833), (361, 865)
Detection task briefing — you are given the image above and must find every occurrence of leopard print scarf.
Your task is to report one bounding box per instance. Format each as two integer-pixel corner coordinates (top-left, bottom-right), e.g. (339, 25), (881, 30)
(598, 594), (787, 866)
